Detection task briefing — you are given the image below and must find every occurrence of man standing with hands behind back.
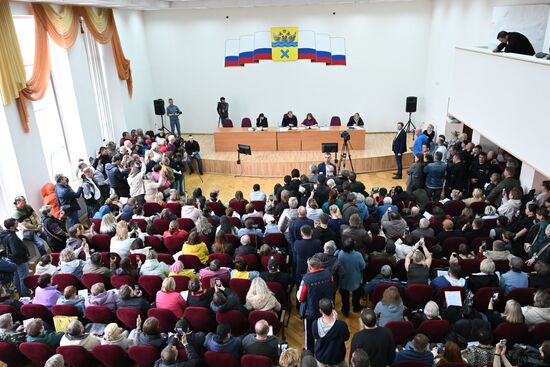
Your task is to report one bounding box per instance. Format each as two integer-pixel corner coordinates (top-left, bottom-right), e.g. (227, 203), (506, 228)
(392, 122), (407, 179)
(166, 98), (182, 136)
(217, 97), (229, 126)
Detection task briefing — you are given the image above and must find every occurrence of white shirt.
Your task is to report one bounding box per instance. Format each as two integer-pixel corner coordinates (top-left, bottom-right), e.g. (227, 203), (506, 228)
(250, 191), (267, 201)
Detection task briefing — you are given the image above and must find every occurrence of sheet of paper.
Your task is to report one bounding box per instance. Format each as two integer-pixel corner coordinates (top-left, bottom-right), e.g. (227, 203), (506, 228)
(445, 291), (462, 307)
(437, 270), (448, 278)
(320, 127), (329, 131)
(181, 290), (189, 300)
(279, 127), (289, 132)
(23, 318), (34, 328)
(423, 211), (432, 220)
(78, 289), (89, 298)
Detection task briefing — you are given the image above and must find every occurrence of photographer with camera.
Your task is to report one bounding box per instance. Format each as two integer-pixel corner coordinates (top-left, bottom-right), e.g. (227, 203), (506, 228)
(155, 327), (201, 367)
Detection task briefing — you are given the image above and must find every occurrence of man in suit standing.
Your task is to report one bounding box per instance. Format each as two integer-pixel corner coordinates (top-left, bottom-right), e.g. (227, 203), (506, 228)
(217, 97), (229, 126)
(392, 122), (407, 179)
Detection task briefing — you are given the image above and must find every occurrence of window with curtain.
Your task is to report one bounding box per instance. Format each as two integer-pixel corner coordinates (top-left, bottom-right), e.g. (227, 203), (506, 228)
(82, 22), (115, 143)
(13, 15), (73, 181)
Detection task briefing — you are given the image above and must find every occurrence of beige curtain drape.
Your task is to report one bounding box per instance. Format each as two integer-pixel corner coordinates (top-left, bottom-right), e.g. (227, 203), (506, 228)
(0, 0), (27, 106)
(0, 2), (132, 133)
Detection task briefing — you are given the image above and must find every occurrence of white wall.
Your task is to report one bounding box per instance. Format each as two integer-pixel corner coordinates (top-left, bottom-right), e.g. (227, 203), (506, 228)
(142, 1), (433, 133)
(450, 47), (550, 177)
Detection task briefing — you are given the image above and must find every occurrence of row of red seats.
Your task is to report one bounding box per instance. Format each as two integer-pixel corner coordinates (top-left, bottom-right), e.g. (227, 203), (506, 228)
(2, 342), (274, 367)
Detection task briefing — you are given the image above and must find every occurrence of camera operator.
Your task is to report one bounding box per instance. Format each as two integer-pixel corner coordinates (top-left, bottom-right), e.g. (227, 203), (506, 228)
(166, 319), (205, 355)
(217, 97), (229, 125)
(156, 327), (200, 367)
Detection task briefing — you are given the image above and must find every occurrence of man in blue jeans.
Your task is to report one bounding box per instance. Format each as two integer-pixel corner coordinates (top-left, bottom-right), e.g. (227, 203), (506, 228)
(11, 196), (46, 256)
(54, 174), (83, 227)
(166, 98), (182, 136)
(423, 151), (447, 201)
(0, 218), (30, 296)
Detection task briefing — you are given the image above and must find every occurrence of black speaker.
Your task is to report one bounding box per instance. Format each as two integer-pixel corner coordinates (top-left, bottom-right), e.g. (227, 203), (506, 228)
(153, 99), (165, 116)
(406, 96), (417, 113)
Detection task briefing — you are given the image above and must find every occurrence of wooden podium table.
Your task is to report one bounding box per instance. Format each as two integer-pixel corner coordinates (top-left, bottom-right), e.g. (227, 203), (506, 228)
(214, 126), (365, 152)
(213, 128), (278, 152)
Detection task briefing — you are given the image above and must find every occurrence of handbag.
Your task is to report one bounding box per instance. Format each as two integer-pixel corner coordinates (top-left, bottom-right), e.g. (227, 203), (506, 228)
(22, 230), (35, 240)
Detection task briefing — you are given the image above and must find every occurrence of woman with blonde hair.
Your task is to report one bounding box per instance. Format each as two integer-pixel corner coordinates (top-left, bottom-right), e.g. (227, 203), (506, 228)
(278, 197), (299, 232)
(498, 186), (523, 221)
(195, 215), (215, 244)
(155, 277), (186, 318)
(59, 245), (90, 278)
(110, 221), (134, 258)
(101, 322), (133, 350)
(464, 188), (485, 207)
(374, 286), (404, 326)
(279, 348), (300, 367)
(487, 298), (524, 328)
(327, 204), (344, 235)
(245, 277), (281, 313)
(450, 189), (463, 201)
(405, 239), (432, 285)
(144, 172), (164, 203)
(99, 213), (117, 236)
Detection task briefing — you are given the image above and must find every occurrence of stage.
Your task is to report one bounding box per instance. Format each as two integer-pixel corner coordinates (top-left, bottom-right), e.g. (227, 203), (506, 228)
(192, 132), (414, 177)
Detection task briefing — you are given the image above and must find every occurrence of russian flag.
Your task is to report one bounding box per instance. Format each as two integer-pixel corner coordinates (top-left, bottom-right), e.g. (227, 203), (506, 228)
(224, 39), (241, 67)
(314, 33), (332, 64)
(254, 32), (272, 61)
(330, 37), (346, 65)
(298, 30), (316, 61)
(239, 35), (255, 65)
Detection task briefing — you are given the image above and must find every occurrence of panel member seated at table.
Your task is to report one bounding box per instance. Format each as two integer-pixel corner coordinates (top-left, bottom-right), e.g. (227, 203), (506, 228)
(282, 111), (298, 127)
(347, 113), (364, 127)
(256, 113), (268, 128)
(301, 113), (318, 127)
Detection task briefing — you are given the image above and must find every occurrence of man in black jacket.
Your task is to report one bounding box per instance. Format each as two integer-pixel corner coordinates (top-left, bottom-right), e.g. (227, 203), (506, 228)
(446, 153), (468, 196)
(184, 135), (203, 175)
(0, 219), (30, 296)
(105, 154), (130, 198)
(392, 122), (407, 179)
(493, 30), (535, 56)
(54, 174), (83, 227)
(350, 309), (395, 367)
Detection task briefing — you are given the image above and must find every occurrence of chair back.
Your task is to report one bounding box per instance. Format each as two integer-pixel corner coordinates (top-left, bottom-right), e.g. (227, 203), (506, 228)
(92, 345), (133, 367)
(443, 200), (466, 216)
(178, 254), (204, 272)
(216, 310), (250, 336)
(57, 345), (96, 367)
(138, 275), (164, 298)
(493, 322), (529, 348)
(229, 216), (243, 229)
(229, 200), (246, 215)
(148, 307), (181, 333)
(152, 218), (170, 234)
(81, 273), (109, 290)
(166, 203), (182, 217)
(404, 284), (434, 309)
(20, 342), (53, 365)
(206, 201), (226, 216)
(128, 345), (160, 367)
(116, 307), (143, 330)
(241, 117), (252, 127)
(329, 116), (341, 126)
(251, 200), (266, 213)
(529, 321), (550, 345)
(164, 235), (186, 254)
(176, 218), (195, 232)
(143, 202), (163, 217)
(0, 341), (26, 367)
(145, 235), (164, 252)
(241, 354), (272, 367)
(86, 306), (116, 324)
(442, 237), (468, 258)
(110, 274), (136, 288)
(129, 218), (148, 232)
(222, 119), (234, 128)
(23, 274), (40, 294)
(415, 319), (450, 343)
(184, 306), (217, 332)
(506, 287), (536, 306)
(171, 275), (191, 292)
(471, 237), (493, 252)
(474, 287), (504, 312)
(0, 304), (24, 321)
(385, 320), (415, 346)
(21, 303), (53, 324)
(229, 278), (252, 304)
(208, 252), (233, 267)
(458, 259), (481, 277)
(157, 253), (175, 265)
(91, 234), (111, 252)
(205, 351), (240, 367)
(364, 258), (394, 282)
(263, 232), (286, 248)
(52, 304), (82, 318)
(248, 310), (282, 335)
(470, 201), (488, 216)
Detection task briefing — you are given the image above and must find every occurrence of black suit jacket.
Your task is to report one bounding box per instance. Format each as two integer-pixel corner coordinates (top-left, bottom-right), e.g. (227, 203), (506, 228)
(496, 32), (535, 56)
(392, 130), (407, 154)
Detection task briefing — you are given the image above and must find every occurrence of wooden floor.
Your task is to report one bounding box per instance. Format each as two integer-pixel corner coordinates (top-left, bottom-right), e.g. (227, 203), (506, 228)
(193, 133), (414, 177)
(183, 171), (406, 359)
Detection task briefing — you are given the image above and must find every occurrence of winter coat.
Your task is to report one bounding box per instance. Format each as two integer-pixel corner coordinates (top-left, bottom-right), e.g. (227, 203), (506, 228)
(55, 183), (83, 214)
(33, 285), (62, 309)
(59, 259), (88, 278)
(106, 163), (130, 198)
(524, 306), (550, 330)
(245, 291), (281, 312)
(374, 301), (405, 326)
(85, 290), (118, 311)
(41, 183), (60, 218)
(60, 333), (101, 351)
(0, 230), (29, 265)
(139, 259), (170, 278)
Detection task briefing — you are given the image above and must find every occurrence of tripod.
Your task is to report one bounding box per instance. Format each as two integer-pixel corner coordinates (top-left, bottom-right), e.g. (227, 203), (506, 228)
(337, 139), (354, 172)
(158, 115), (171, 135)
(404, 112), (416, 133)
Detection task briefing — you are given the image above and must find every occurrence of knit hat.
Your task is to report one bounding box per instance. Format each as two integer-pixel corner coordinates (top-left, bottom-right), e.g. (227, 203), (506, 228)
(103, 323), (124, 341)
(170, 261), (184, 273)
(380, 265), (392, 278)
(268, 256), (279, 271)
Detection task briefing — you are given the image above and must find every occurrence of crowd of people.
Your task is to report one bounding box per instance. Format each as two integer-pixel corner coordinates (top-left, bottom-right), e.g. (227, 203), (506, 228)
(0, 126), (550, 367)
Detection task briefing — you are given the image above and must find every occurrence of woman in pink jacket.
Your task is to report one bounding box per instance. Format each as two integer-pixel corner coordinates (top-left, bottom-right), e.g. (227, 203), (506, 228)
(155, 277), (187, 318)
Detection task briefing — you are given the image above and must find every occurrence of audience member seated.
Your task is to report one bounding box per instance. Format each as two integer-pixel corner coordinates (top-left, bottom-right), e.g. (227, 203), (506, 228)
(59, 320), (101, 351)
(56, 285), (85, 314)
(466, 258), (500, 294)
(250, 184), (267, 202)
(59, 246), (90, 279)
(182, 230), (209, 264)
(242, 203), (263, 223)
(431, 263), (466, 293)
(411, 301), (442, 328)
(368, 241), (397, 265)
(83, 252), (115, 276)
(434, 341), (467, 366)
(211, 231), (235, 256)
(140, 250), (171, 278)
(33, 274), (61, 309)
(500, 256), (528, 295)
(405, 240), (432, 285)
(376, 197), (398, 221)
(163, 220), (188, 240)
(99, 213), (117, 235)
(338, 238), (366, 316)
(260, 256), (292, 289)
(487, 298), (524, 329)
(205, 323), (242, 360)
(34, 255), (58, 276)
(410, 218), (435, 241)
(374, 286), (404, 326)
(381, 209), (407, 239)
(464, 188), (485, 207)
(156, 277), (186, 318)
(451, 243), (475, 260)
(198, 259), (230, 284)
(364, 264), (402, 296)
(101, 322), (133, 350)
(39, 205), (68, 252)
(523, 289), (550, 330)
(85, 282), (118, 311)
(66, 225), (85, 250)
(155, 332), (200, 367)
(216, 215), (238, 236)
(110, 221), (136, 258)
(436, 219), (463, 243)
(350, 309), (395, 367)
(482, 240), (511, 262)
(242, 319), (282, 364)
(245, 277), (281, 313)
(211, 283), (247, 315)
(26, 318), (63, 350)
(393, 333), (434, 366)
(116, 284), (150, 314)
(116, 257), (140, 279)
(231, 256), (259, 280)
(464, 218), (489, 244)
(490, 216), (510, 241)
(461, 328), (495, 367)
(130, 316), (167, 349)
(0, 313), (26, 347)
(530, 261), (550, 289)
(237, 218), (263, 239)
(181, 198), (201, 222)
(187, 278), (214, 308)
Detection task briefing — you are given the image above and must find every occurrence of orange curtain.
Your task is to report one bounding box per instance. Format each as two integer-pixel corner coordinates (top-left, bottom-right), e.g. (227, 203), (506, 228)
(16, 3), (132, 132)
